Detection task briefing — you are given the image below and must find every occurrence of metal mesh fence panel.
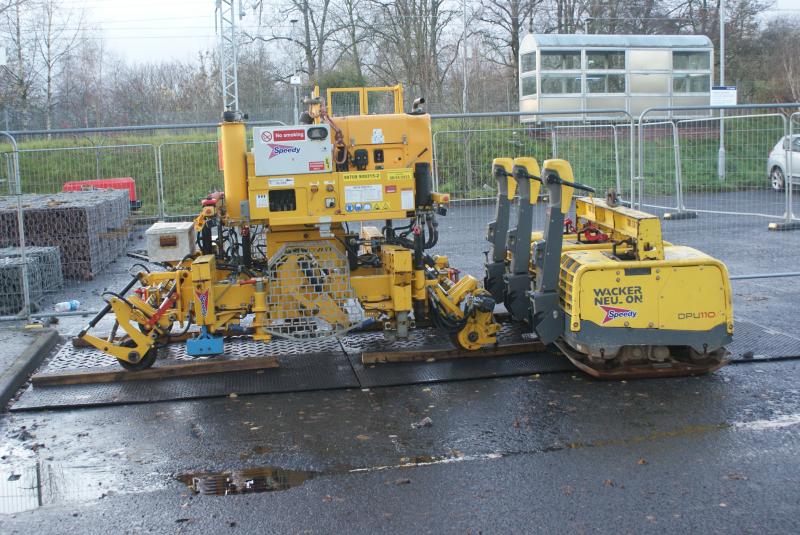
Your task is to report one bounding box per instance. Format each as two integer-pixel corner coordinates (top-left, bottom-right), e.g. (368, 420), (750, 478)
(16, 144), (159, 218)
(430, 113), (633, 279)
(789, 113), (800, 223)
(677, 113), (786, 221)
(159, 140), (222, 218)
(637, 106), (800, 274)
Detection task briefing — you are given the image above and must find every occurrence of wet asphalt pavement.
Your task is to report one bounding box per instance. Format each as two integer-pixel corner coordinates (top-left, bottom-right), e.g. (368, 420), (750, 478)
(1, 193), (800, 533)
(2, 359), (800, 533)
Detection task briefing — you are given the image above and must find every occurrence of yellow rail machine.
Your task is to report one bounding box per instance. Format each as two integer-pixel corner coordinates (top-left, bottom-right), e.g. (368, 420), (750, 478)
(78, 88), (499, 370)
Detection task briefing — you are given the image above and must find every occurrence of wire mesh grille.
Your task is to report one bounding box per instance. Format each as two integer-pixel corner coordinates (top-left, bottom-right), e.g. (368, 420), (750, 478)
(265, 241), (363, 339)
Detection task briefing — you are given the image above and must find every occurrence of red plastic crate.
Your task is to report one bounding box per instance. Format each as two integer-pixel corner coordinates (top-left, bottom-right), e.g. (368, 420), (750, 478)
(62, 178), (141, 209)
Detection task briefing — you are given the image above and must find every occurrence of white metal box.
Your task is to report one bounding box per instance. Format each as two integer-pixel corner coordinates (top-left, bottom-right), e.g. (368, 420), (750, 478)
(252, 124), (333, 176)
(146, 221), (196, 263)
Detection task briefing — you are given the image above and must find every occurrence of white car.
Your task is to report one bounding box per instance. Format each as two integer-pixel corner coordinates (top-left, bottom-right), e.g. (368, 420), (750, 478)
(767, 135), (799, 191)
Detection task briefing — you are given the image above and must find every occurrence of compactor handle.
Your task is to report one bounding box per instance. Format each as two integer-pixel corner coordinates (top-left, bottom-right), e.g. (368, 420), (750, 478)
(544, 171), (595, 193)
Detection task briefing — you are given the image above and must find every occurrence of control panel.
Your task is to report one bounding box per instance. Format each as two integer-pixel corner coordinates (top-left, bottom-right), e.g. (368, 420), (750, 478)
(247, 166), (416, 226)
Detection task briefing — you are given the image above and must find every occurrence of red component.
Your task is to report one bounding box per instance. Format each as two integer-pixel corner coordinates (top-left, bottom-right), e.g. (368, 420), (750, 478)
(448, 267), (460, 283)
(579, 224), (610, 243)
(412, 225), (422, 236)
(201, 198), (217, 206)
(145, 292), (178, 329)
(63, 178), (139, 208)
(564, 217), (577, 234)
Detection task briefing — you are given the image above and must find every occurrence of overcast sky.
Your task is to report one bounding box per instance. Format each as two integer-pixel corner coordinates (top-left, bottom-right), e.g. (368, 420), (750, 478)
(72, 0), (800, 63)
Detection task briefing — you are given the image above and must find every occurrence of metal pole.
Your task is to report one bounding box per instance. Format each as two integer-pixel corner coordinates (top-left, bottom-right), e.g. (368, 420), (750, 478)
(718, 0), (726, 181)
(1, 131), (30, 320)
(293, 85), (299, 125)
(462, 0), (468, 114)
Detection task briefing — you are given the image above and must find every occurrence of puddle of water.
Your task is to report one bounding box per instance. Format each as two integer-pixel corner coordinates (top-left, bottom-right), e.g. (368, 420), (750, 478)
(178, 467), (316, 496)
(0, 462), (120, 515)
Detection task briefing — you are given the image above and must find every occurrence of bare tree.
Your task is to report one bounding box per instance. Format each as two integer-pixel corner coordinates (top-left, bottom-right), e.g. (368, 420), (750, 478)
(367, 0), (459, 104)
(476, 0), (543, 102)
(35, 0), (85, 131)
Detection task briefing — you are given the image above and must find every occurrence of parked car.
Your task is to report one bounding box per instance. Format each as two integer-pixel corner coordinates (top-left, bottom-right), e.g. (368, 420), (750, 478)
(767, 135), (800, 191)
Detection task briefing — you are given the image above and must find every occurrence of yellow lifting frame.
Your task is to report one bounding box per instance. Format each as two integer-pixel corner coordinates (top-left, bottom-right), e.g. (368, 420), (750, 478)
(325, 85), (404, 116)
(575, 197), (665, 261)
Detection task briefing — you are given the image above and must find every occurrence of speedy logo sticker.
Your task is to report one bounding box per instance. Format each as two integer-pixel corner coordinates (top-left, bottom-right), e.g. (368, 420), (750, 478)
(267, 144), (301, 158)
(600, 305), (636, 324)
(196, 290), (209, 318)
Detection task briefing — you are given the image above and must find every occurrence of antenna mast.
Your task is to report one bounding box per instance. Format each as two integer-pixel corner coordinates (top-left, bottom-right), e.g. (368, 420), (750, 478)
(216, 0), (245, 115)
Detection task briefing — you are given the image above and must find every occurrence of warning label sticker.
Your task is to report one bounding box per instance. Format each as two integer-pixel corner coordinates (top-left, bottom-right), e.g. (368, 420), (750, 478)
(274, 129), (306, 142)
(345, 184), (383, 204)
(255, 193), (268, 208)
(401, 189), (414, 210)
(387, 169), (412, 181)
(269, 177), (294, 187)
(343, 171), (381, 182)
(308, 161), (325, 171)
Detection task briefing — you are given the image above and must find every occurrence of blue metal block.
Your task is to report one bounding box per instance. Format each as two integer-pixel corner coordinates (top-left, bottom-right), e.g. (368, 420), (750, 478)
(186, 328), (224, 356)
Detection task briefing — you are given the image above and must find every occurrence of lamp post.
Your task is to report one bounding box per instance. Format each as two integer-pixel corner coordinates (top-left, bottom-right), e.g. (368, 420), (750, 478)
(290, 18), (300, 125)
(718, 0), (726, 181)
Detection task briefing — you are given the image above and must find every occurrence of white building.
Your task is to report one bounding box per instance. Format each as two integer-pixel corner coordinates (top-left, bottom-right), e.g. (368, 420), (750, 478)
(519, 34), (714, 121)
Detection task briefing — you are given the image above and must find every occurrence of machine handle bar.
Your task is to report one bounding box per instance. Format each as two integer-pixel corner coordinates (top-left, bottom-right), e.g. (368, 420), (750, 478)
(78, 272), (142, 337)
(544, 172), (596, 194)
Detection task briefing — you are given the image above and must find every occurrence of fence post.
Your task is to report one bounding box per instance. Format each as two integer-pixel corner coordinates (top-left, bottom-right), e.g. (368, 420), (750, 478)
(768, 112), (800, 230)
(155, 144), (165, 220)
(663, 121), (697, 220)
(0, 131), (31, 321)
(611, 124), (622, 195)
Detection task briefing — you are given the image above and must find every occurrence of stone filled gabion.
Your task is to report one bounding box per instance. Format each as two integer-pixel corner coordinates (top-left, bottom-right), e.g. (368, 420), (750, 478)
(0, 256), (44, 315)
(0, 246), (63, 293)
(0, 190), (131, 280)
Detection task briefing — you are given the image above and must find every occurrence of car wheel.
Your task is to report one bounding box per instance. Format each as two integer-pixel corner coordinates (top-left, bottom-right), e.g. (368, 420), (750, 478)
(770, 167), (786, 191)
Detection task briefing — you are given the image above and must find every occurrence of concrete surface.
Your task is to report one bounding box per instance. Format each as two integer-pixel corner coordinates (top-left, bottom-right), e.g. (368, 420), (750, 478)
(0, 327), (58, 408)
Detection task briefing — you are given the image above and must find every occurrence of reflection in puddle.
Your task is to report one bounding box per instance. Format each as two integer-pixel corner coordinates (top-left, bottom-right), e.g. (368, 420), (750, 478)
(178, 467), (316, 496)
(0, 462), (118, 515)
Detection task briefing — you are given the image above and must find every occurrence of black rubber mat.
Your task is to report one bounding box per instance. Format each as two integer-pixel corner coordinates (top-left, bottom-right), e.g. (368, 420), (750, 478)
(10, 319), (799, 411)
(11, 350), (359, 411)
(349, 352), (575, 388)
(340, 323), (576, 387)
(728, 320), (800, 361)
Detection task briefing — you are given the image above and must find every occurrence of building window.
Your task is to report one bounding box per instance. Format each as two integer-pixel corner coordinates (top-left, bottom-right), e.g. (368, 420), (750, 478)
(673, 51), (710, 70)
(586, 74), (625, 94)
(541, 74), (581, 94)
(540, 51), (581, 70)
(521, 75), (537, 96)
(521, 52), (536, 73)
(586, 51), (625, 70)
(629, 73), (670, 93)
(673, 74), (710, 93)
